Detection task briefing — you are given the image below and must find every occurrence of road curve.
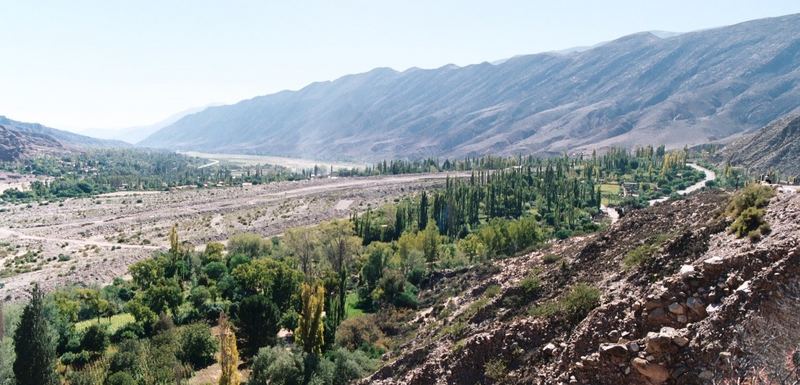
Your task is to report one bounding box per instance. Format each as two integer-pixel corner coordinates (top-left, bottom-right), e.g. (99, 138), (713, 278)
(649, 163), (716, 206)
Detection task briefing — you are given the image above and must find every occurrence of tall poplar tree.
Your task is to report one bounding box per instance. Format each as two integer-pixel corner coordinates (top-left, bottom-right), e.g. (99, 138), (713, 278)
(295, 282), (325, 356)
(218, 313), (240, 385)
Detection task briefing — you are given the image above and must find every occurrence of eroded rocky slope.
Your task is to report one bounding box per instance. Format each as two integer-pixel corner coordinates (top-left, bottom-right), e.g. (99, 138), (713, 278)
(365, 189), (800, 384)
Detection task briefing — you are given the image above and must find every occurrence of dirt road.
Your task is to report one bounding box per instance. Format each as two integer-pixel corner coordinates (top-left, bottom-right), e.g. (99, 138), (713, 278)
(649, 163), (716, 206)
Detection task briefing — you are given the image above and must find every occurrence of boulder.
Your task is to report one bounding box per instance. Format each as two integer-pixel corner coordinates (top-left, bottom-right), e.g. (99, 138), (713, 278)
(632, 358), (670, 384)
(686, 297), (706, 317)
(599, 343), (629, 363)
(668, 302), (686, 315)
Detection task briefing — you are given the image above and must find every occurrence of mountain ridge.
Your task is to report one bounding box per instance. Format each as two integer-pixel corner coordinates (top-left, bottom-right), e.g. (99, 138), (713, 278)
(140, 14), (800, 161)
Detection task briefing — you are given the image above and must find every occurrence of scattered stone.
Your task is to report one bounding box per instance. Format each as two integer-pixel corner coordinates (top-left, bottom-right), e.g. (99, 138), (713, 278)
(686, 297), (706, 317)
(668, 302), (686, 315)
(698, 370), (714, 380)
(679, 264), (696, 279)
(599, 343), (629, 363)
(632, 358), (670, 384)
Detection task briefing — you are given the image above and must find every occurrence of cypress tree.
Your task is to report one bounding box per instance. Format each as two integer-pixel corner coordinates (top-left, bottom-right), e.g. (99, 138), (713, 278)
(418, 191), (428, 230)
(13, 284), (58, 385)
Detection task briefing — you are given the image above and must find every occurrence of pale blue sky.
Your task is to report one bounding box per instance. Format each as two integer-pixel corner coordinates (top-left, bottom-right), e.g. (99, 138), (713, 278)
(1, 0), (799, 132)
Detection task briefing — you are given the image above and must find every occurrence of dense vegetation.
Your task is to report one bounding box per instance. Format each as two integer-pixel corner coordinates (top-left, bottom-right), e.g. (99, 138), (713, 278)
(0, 147), (708, 384)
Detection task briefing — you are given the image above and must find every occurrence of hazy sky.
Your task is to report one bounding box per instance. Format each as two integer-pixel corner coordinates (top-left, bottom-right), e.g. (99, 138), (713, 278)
(2, 0), (799, 132)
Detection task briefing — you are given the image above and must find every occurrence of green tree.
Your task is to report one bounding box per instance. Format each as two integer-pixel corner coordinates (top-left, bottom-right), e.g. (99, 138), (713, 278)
(13, 284), (59, 385)
(421, 221), (441, 274)
(231, 258), (301, 312)
(79, 323), (109, 354)
(237, 295), (281, 355)
(284, 227), (319, 279)
(178, 323), (217, 370)
(320, 220), (361, 327)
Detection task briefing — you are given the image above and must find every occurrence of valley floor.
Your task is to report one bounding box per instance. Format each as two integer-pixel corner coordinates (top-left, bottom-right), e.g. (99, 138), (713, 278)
(0, 172), (465, 300)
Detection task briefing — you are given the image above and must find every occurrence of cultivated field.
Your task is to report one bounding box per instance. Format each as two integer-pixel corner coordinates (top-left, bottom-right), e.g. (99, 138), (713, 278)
(0, 173), (464, 301)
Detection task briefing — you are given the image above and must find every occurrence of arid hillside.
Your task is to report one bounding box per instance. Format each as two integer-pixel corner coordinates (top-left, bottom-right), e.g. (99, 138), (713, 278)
(364, 188), (800, 384)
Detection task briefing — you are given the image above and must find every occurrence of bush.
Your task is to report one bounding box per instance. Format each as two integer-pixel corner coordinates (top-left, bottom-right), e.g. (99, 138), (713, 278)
(622, 243), (658, 270)
(730, 206), (771, 241)
(228, 233), (271, 259)
(529, 283), (600, 323)
(105, 372), (137, 385)
(178, 323), (217, 370)
(335, 315), (386, 352)
(484, 358), (507, 382)
(563, 283), (601, 323)
(518, 275), (540, 298)
(726, 183), (774, 242)
(80, 324), (109, 353)
(329, 348), (379, 385)
(542, 254), (560, 264)
(61, 350), (92, 367)
(726, 184), (774, 218)
(109, 339), (144, 374)
(248, 346), (305, 385)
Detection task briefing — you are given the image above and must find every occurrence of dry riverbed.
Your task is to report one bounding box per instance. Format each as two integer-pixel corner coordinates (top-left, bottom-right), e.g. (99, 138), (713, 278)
(0, 173), (464, 301)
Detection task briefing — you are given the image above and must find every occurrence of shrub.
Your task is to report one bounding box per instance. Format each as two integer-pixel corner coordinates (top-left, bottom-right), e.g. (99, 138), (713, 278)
(329, 348), (379, 385)
(518, 274), (541, 297)
(484, 358), (507, 382)
(529, 283), (600, 323)
(563, 283), (601, 323)
(228, 233), (270, 259)
(79, 324), (109, 353)
(730, 206), (771, 241)
(248, 346), (304, 385)
(623, 243), (658, 270)
(105, 372), (136, 385)
(178, 323), (217, 370)
(335, 315), (386, 352)
(542, 254), (560, 264)
(726, 184), (774, 241)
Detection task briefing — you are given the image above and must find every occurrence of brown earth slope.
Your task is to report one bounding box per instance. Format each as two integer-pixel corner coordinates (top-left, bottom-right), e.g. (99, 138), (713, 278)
(364, 189), (800, 384)
(722, 114), (800, 180)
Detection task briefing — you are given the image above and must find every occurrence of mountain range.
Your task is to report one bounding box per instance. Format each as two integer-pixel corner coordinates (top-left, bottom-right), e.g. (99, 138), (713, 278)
(0, 116), (127, 161)
(139, 14), (800, 161)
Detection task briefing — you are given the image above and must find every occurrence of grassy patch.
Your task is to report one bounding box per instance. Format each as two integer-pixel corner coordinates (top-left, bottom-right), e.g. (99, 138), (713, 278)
(622, 233), (671, 270)
(345, 292), (365, 318)
(483, 284), (501, 298)
(542, 254), (560, 264)
(75, 313), (135, 334)
(528, 283), (600, 323)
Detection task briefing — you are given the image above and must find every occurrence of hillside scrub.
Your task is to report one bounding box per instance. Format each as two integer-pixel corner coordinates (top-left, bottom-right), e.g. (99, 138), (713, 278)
(726, 184), (775, 241)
